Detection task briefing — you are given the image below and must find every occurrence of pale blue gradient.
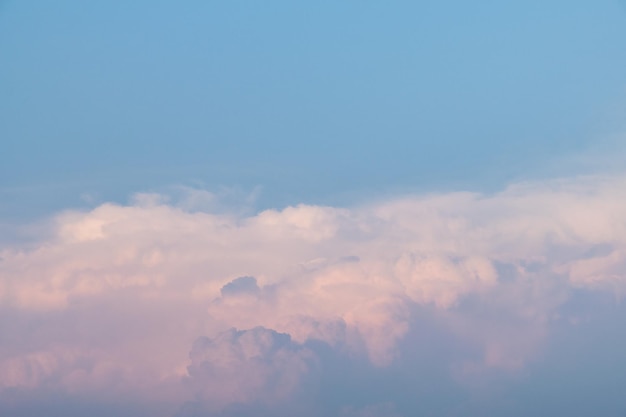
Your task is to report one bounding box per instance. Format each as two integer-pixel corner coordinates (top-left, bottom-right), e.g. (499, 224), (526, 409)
(1, 1), (626, 218)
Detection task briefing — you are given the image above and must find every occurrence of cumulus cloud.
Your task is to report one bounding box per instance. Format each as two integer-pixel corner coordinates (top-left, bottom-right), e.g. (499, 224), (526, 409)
(220, 276), (261, 297)
(2, 174), (626, 415)
(185, 327), (315, 410)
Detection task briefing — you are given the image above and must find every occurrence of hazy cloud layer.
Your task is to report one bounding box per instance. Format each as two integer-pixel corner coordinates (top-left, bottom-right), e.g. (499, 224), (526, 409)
(2, 174), (626, 416)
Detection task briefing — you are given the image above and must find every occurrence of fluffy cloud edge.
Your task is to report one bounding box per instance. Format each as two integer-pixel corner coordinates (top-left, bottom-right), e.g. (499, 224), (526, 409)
(1, 173), (626, 415)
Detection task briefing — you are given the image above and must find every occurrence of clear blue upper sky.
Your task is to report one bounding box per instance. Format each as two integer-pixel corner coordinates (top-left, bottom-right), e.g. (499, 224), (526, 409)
(2, 0), (626, 216)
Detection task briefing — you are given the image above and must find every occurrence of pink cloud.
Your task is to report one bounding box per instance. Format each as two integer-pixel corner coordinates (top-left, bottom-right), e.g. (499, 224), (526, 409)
(2, 174), (626, 415)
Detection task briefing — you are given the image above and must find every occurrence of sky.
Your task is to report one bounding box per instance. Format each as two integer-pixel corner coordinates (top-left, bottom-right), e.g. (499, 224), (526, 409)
(1, 1), (626, 416)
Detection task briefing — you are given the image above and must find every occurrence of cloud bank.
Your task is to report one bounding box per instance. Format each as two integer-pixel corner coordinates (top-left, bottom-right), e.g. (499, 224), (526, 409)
(2, 174), (626, 416)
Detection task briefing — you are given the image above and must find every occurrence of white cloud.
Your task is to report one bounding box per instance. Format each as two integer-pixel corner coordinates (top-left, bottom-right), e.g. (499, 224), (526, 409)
(2, 174), (626, 415)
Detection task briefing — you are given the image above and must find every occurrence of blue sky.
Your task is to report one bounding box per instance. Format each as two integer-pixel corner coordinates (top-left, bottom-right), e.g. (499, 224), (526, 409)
(2, 2), (626, 417)
(2, 0), (626, 216)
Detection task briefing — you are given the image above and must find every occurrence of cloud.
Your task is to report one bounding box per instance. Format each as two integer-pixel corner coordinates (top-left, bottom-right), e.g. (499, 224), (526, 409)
(2, 174), (626, 415)
(220, 276), (260, 297)
(183, 327), (315, 412)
